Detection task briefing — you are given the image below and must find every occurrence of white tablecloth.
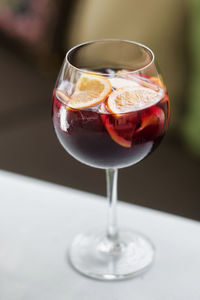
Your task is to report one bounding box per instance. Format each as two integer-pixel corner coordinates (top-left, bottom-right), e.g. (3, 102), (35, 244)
(0, 170), (199, 300)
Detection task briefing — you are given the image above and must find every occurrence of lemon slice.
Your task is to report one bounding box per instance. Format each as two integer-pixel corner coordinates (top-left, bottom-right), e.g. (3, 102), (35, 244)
(68, 74), (112, 109)
(107, 86), (162, 114)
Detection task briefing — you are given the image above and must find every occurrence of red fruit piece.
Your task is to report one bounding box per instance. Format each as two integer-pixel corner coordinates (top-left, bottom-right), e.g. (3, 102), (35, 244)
(161, 93), (170, 131)
(160, 92), (169, 105)
(101, 113), (138, 148)
(136, 106), (165, 138)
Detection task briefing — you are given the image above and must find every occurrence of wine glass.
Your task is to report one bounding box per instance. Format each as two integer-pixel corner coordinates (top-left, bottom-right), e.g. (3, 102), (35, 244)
(52, 39), (170, 280)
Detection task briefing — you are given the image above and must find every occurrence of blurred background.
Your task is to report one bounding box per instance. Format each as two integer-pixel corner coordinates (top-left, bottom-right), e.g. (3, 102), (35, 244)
(0, 0), (199, 220)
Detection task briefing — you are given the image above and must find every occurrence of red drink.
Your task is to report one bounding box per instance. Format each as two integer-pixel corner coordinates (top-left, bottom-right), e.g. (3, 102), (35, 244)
(52, 71), (169, 169)
(52, 40), (171, 280)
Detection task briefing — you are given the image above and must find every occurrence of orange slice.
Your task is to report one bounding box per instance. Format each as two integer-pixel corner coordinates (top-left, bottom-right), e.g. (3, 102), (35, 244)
(150, 75), (166, 90)
(116, 70), (160, 91)
(107, 86), (162, 114)
(136, 106), (165, 133)
(101, 113), (137, 148)
(68, 74), (112, 109)
(56, 90), (70, 103)
(56, 90), (77, 111)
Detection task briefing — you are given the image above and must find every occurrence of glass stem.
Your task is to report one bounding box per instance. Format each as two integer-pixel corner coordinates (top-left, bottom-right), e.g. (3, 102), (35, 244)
(106, 168), (118, 240)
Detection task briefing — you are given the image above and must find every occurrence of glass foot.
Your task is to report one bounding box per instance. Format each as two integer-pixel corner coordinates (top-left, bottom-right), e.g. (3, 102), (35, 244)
(69, 229), (155, 280)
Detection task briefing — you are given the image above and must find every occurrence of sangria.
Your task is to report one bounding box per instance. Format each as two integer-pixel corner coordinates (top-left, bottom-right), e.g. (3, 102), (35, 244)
(52, 40), (170, 280)
(53, 71), (169, 169)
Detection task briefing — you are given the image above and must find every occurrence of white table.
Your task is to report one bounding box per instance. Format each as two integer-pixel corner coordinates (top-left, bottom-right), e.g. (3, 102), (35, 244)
(0, 170), (199, 300)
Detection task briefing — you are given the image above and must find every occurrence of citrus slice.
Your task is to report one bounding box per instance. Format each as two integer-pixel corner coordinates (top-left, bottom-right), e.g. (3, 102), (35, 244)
(116, 70), (160, 91)
(109, 77), (140, 89)
(150, 75), (166, 90)
(136, 106), (165, 134)
(68, 74), (112, 109)
(107, 86), (162, 114)
(133, 106), (165, 143)
(56, 90), (77, 111)
(101, 113), (138, 148)
(56, 90), (70, 103)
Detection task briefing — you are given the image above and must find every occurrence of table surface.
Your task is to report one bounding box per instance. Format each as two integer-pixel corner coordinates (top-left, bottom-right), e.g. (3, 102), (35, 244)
(0, 170), (200, 300)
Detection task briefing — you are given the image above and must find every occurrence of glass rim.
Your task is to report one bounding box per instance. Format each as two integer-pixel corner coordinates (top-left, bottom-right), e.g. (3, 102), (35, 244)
(65, 39), (155, 76)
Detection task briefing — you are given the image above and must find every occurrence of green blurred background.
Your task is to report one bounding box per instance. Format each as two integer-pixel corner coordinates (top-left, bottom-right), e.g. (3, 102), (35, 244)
(0, 0), (199, 220)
